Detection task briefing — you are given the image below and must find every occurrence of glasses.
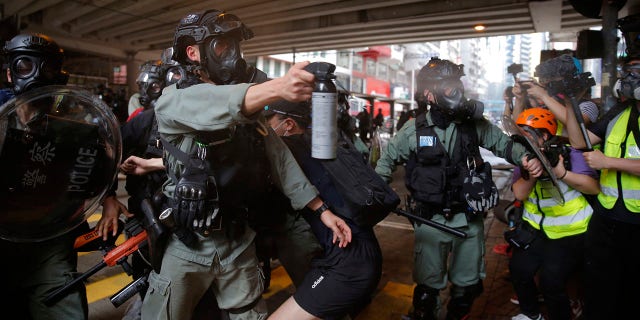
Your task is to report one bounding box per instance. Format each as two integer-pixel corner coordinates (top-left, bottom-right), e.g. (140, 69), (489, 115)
(264, 106), (306, 119)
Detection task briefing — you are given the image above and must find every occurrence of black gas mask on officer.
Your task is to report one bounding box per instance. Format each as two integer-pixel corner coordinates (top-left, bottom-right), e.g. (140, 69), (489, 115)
(3, 33), (68, 95)
(136, 61), (165, 108)
(417, 57), (483, 122)
(172, 10), (254, 85)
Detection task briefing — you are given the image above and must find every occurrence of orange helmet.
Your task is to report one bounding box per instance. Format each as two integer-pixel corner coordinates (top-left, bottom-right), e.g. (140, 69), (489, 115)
(515, 107), (557, 136)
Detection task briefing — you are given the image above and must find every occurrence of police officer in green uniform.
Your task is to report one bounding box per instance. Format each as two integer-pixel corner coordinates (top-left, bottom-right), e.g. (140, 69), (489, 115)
(564, 18), (640, 316)
(140, 10), (351, 320)
(375, 58), (542, 320)
(0, 33), (92, 320)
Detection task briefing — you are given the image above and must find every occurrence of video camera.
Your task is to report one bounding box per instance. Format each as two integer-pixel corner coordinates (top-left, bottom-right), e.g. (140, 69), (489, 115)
(507, 63), (524, 78)
(545, 72), (596, 97)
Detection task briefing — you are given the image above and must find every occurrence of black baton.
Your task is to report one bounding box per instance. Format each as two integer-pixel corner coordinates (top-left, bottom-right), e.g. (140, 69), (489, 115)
(392, 208), (468, 238)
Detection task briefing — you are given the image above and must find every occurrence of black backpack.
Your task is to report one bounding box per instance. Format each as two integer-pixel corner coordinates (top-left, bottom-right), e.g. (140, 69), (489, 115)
(286, 132), (400, 227)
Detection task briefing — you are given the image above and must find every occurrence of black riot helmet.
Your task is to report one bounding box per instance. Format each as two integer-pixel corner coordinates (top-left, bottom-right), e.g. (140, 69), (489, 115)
(136, 60), (165, 108)
(416, 57), (466, 118)
(2, 33), (69, 95)
(172, 10), (254, 85)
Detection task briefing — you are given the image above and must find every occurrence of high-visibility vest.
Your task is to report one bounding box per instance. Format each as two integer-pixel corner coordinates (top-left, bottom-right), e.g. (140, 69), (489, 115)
(598, 106), (640, 212)
(523, 179), (592, 239)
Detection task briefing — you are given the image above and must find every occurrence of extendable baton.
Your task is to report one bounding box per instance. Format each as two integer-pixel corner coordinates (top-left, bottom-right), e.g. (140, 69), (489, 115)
(392, 208), (467, 238)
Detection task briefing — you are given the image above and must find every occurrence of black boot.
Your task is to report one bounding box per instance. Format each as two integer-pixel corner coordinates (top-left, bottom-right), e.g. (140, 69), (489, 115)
(404, 284), (439, 320)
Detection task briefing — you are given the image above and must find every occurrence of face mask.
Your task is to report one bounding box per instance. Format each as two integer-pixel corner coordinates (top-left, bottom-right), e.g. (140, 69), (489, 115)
(271, 119), (290, 136)
(203, 37), (248, 84)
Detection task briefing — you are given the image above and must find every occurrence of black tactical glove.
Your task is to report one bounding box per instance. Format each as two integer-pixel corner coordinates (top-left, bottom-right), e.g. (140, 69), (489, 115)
(462, 162), (499, 214)
(174, 163), (219, 236)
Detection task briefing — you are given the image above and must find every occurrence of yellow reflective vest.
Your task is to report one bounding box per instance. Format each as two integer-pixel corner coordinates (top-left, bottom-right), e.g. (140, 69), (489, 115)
(598, 106), (640, 212)
(523, 178), (592, 239)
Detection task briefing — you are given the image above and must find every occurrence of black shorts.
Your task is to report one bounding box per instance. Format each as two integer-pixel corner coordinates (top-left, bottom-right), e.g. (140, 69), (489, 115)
(293, 235), (382, 319)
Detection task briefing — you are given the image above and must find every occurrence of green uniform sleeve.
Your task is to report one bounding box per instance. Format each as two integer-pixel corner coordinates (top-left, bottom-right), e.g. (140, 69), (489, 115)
(475, 118), (527, 166)
(155, 83), (254, 134)
(375, 118), (417, 182)
(264, 128), (319, 210)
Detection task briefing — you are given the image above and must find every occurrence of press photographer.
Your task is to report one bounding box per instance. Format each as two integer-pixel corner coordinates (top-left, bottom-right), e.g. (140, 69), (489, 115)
(516, 54), (599, 139)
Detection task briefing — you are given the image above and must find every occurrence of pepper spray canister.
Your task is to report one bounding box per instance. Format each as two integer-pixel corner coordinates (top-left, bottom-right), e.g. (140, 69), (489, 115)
(304, 62), (338, 159)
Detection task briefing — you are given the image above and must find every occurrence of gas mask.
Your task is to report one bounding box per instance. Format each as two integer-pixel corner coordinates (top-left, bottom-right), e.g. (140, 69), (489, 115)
(202, 36), (248, 85)
(429, 79), (467, 118)
(614, 64), (640, 100)
(9, 54), (68, 95)
(136, 71), (164, 108)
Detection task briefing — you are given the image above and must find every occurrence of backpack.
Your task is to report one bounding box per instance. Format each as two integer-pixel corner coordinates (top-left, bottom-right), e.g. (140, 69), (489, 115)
(319, 132), (400, 227)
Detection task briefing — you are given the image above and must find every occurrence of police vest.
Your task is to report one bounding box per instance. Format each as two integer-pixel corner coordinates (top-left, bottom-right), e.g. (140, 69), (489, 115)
(405, 112), (482, 209)
(598, 106), (640, 212)
(162, 123), (272, 217)
(523, 178), (592, 239)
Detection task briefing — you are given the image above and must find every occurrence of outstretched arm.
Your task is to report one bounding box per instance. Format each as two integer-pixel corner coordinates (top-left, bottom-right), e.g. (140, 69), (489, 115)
(120, 156), (164, 175)
(242, 61), (315, 116)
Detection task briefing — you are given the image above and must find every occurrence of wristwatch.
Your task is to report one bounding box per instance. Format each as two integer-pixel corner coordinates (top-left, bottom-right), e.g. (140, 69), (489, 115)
(314, 202), (330, 216)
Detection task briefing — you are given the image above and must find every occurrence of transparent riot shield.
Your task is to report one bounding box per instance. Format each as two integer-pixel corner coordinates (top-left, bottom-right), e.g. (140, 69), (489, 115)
(501, 115), (564, 205)
(0, 85), (122, 242)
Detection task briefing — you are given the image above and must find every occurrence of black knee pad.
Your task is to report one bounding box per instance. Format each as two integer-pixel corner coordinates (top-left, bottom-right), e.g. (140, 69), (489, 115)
(410, 284), (439, 320)
(446, 282), (484, 320)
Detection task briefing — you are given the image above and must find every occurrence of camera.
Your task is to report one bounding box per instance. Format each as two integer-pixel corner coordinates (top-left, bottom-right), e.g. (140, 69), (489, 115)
(507, 63), (524, 77)
(516, 72), (534, 89)
(545, 72), (596, 97)
(542, 138), (571, 170)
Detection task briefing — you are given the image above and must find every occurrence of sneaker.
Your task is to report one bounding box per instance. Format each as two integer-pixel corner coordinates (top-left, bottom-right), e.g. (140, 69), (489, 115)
(570, 299), (584, 319)
(511, 313), (542, 320)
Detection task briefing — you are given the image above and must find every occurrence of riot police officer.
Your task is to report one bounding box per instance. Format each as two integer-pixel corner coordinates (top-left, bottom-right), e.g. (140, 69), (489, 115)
(140, 10), (351, 320)
(0, 34), (119, 319)
(375, 57), (542, 320)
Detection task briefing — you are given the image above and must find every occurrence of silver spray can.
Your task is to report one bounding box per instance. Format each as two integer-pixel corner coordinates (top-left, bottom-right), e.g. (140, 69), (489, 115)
(305, 62), (338, 159)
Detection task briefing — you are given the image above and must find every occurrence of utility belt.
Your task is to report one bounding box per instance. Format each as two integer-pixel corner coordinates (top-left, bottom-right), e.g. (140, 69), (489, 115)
(413, 201), (472, 221)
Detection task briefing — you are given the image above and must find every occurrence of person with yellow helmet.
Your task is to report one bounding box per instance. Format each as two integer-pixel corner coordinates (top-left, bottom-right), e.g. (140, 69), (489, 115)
(509, 108), (599, 320)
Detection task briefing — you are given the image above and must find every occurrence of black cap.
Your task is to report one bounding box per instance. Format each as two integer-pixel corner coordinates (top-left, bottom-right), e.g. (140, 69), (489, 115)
(263, 100), (311, 125)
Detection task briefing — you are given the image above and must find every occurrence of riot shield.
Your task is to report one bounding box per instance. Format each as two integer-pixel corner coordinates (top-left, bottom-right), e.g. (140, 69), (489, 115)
(501, 115), (564, 205)
(0, 85), (122, 242)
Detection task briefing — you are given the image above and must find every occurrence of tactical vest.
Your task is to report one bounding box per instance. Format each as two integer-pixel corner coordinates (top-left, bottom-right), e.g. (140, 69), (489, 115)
(162, 122), (272, 235)
(598, 106), (640, 212)
(405, 112), (482, 211)
(523, 177), (592, 239)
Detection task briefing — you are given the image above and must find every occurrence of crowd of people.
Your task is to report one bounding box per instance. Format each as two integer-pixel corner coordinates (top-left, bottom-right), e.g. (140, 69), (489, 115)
(1, 7), (640, 320)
